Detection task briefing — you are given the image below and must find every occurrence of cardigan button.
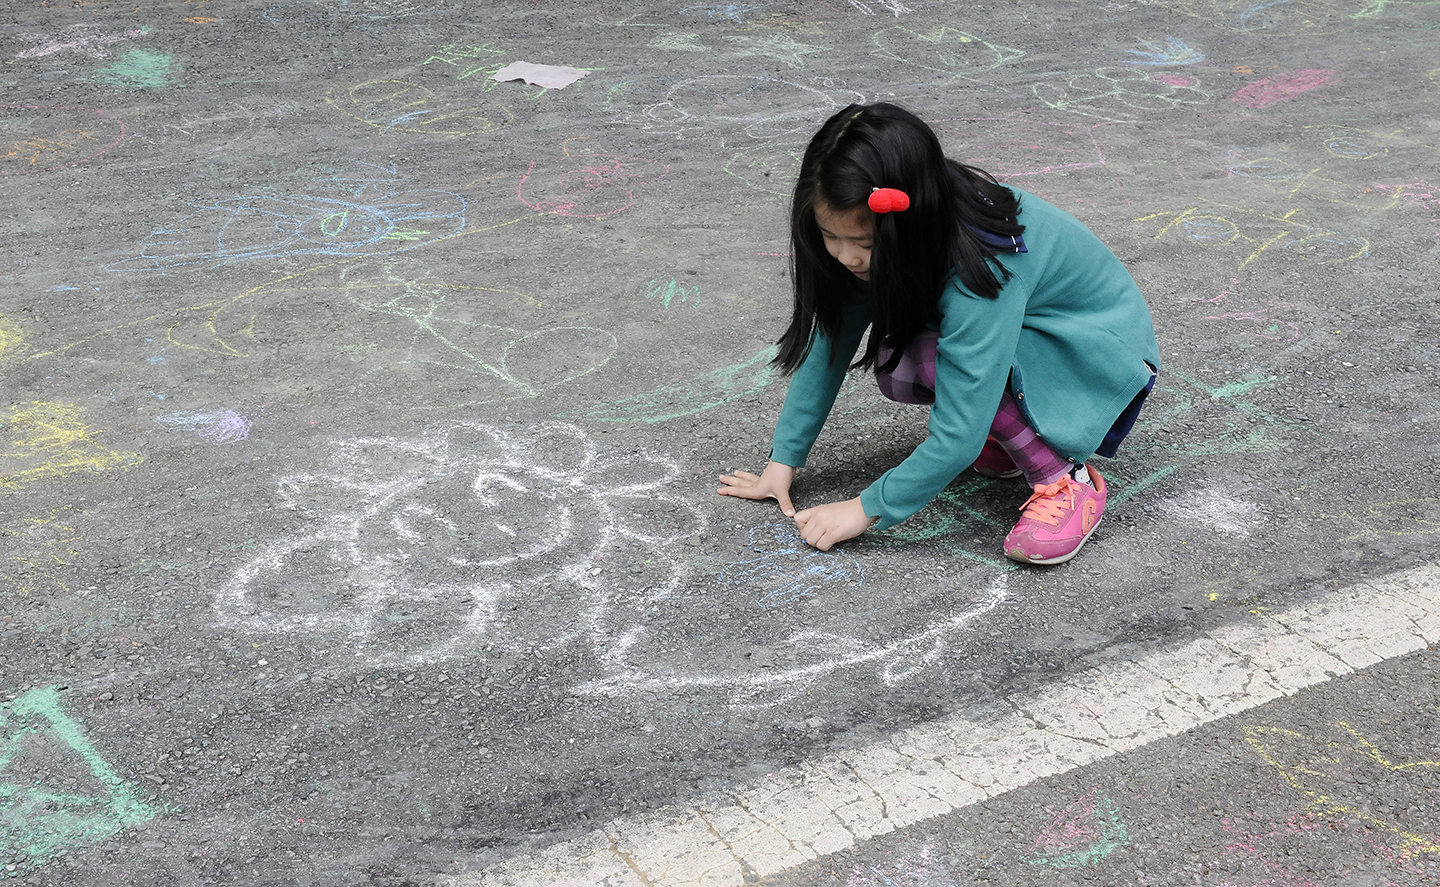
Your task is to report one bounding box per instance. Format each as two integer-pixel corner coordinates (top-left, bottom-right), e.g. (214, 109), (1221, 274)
(1015, 392), (1024, 400)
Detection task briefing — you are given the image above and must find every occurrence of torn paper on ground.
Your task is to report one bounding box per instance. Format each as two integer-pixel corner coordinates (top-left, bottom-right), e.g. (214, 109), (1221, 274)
(492, 61), (590, 90)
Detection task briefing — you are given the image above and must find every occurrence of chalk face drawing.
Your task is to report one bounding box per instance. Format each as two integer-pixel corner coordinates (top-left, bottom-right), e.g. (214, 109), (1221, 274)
(1022, 788), (1131, 868)
(154, 409), (253, 444)
(871, 26), (1025, 81)
(1125, 36), (1204, 65)
(1, 105), (127, 178)
(1033, 67), (1212, 122)
(108, 162), (465, 272)
(215, 423), (707, 667)
(719, 523), (864, 608)
(0, 687), (157, 879)
(14, 24), (149, 59)
(92, 48), (178, 88)
(517, 141), (669, 218)
(564, 345), (774, 424)
(1245, 723), (1440, 856)
(1231, 69), (1337, 108)
(1, 402), (142, 493)
(327, 79), (514, 136)
(607, 74), (865, 139)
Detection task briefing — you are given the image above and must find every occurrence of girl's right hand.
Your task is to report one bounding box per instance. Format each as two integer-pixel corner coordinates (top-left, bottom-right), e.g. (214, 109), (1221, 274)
(717, 461), (797, 517)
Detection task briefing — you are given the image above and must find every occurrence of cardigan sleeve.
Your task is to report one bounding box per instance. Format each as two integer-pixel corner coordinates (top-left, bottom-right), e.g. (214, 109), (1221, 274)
(768, 295), (870, 468)
(859, 273), (1033, 529)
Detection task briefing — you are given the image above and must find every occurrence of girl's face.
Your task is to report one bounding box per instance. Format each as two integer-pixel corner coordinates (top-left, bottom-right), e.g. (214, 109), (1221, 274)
(814, 201), (875, 280)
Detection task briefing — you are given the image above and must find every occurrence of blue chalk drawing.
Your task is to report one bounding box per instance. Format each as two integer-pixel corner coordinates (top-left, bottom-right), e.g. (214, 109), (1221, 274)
(0, 687), (157, 878)
(107, 161), (464, 272)
(1125, 37), (1204, 65)
(718, 522), (863, 608)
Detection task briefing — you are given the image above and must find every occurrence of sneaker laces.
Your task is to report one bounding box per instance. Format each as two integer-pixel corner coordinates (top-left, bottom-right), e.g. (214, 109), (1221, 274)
(1017, 475), (1076, 527)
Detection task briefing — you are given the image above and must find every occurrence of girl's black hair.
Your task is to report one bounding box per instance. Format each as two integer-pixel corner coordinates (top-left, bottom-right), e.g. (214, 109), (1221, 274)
(776, 102), (1025, 374)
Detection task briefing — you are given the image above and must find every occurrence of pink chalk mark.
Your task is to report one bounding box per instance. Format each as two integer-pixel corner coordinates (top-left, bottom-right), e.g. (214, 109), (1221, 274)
(517, 155), (669, 218)
(1230, 69), (1336, 109)
(16, 26), (146, 59)
(1158, 73), (1198, 88)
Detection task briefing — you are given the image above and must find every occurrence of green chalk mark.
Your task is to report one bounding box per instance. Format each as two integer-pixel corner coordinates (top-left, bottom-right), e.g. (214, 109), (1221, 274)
(0, 687), (157, 878)
(320, 210), (350, 237)
(1109, 465), (1179, 506)
(1208, 374), (1278, 400)
(94, 49), (178, 89)
(568, 346), (776, 424)
(643, 277), (700, 308)
(1023, 789), (1130, 869)
(380, 228), (431, 241)
(1354, 0), (1388, 17)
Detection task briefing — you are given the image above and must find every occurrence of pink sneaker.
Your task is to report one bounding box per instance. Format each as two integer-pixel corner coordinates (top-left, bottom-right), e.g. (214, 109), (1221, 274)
(1003, 467), (1106, 565)
(971, 436), (1022, 479)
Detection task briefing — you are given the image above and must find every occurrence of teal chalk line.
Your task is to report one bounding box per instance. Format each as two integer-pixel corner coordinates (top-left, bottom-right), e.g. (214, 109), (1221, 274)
(0, 687), (157, 878)
(567, 346), (776, 423)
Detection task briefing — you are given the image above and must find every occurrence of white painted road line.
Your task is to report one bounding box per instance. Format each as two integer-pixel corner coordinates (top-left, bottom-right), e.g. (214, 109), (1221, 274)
(453, 565), (1440, 887)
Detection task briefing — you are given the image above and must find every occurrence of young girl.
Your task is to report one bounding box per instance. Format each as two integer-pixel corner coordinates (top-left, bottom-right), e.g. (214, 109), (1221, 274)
(718, 103), (1159, 565)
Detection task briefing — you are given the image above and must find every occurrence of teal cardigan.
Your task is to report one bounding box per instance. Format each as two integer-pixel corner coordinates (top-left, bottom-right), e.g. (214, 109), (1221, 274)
(769, 187), (1160, 530)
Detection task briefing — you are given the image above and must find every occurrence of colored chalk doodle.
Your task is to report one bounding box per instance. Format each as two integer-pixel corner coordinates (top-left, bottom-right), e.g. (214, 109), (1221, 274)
(1147, 0), (1420, 34)
(1245, 723), (1440, 855)
(107, 163), (465, 272)
(871, 26), (1025, 82)
(327, 79), (514, 136)
(154, 409), (253, 444)
(0, 105), (127, 178)
(1231, 69), (1337, 108)
(214, 423), (706, 666)
(0, 687), (157, 878)
(721, 33), (830, 70)
(719, 523), (865, 608)
(1205, 813), (1440, 885)
(1, 402), (142, 493)
(1125, 36), (1204, 65)
(1032, 68), (1212, 123)
(14, 24), (149, 60)
(1224, 149), (1402, 212)
(680, 3), (766, 22)
(1134, 202), (1369, 270)
(724, 143), (804, 197)
(605, 74), (865, 140)
(844, 843), (954, 887)
(563, 346), (774, 424)
(1322, 497), (1440, 543)
(91, 49), (178, 89)
(1022, 787), (1130, 868)
(641, 277), (699, 309)
(0, 314), (23, 364)
(1, 507), (82, 598)
(263, 0), (430, 22)
(849, 0), (914, 15)
(422, 42), (507, 83)
(517, 141), (669, 218)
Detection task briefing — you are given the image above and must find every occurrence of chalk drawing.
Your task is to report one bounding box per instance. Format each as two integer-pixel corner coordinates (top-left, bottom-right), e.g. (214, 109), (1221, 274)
(1134, 203), (1369, 269)
(1144, 0), (1412, 34)
(422, 42), (506, 81)
(1205, 304), (1301, 344)
(0, 314), (22, 364)
(719, 523), (865, 608)
(563, 345), (775, 424)
(1, 507), (82, 599)
(606, 74), (865, 139)
(154, 409), (253, 444)
(1231, 69), (1337, 108)
(1321, 497), (1440, 543)
(680, 3), (765, 22)
(1033, 67), (1212, 123)
(849, 0), (913, 15)
(263, 0), (429, 22)
(327, 79), (515, 136)
(1160, 487), (1264, 537)
(1, 402), (142, 493)
(642, 276), (700, 308)
(724, 143), (804, 197)
(214, 422), (706, 667)
(1245, 723), (1440, 856)
(1214, 813), (1440, 886)
(648, 33), (707, 51)
(721, 34), (830, 69)
(92, 48), (178, 89)
(107, 162), (465, 272)
(577, 572), (1008, 705)
(1224, 150), (1403, 212)
(0, 687), (157, 879)
(1371, 178), (1440, 212)
(845, 843), (955, 887)
(0, 104), (127, 177)
(14, 24), (149, 59)
(1022, 787), (1130, 868)
(517, 140), (669, 218)
(871, 26), (1025, 82)
(1125, 36), (1204, 65)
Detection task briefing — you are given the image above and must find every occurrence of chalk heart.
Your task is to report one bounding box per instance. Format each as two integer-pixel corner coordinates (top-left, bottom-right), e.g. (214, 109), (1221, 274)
(217, 422), (705, 665)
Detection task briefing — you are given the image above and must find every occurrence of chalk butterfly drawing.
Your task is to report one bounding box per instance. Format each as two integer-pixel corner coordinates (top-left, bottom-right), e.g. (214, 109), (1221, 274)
(214, 423), (705, 667)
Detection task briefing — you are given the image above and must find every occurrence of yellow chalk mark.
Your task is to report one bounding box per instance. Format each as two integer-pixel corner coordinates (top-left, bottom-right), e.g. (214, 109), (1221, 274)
(1238, 228), (1290, 269)
(0, 402), (142, 492)
(1, 506), (82, 597)
(1246, 723), (1440, 856)
(0, 313), (24, 364)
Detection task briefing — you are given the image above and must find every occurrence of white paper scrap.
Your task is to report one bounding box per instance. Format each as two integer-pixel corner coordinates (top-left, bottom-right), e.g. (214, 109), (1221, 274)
(492, 61), (590, 90)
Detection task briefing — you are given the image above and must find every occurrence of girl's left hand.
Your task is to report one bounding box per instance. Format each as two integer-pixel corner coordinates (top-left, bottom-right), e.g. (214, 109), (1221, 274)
(793, 497), (872, 551)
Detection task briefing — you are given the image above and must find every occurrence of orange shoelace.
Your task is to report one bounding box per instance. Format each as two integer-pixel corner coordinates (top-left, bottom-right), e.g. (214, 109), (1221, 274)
(1017, 476), (1076, 527)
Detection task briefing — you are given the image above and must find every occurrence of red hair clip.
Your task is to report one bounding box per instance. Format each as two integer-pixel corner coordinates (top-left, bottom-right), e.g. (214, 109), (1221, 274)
(868, 187), (910, 214)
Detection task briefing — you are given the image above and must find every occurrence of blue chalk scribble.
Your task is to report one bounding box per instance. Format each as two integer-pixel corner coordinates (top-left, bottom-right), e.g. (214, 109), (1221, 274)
(1125, 37), (1203, 66)
(718, 522), (863, 608)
